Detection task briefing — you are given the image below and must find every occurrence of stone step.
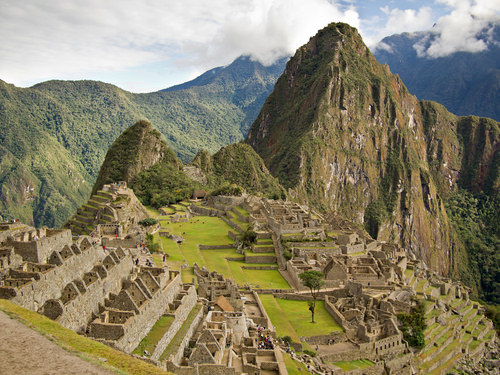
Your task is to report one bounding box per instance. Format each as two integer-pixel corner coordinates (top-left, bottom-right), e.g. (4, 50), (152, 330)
(96, 190), (114, 200)
(421, 337), (462, 373)
(427, 352), (463, 375)
(82, 204), (99, 215)
(92, 194), (113, 203)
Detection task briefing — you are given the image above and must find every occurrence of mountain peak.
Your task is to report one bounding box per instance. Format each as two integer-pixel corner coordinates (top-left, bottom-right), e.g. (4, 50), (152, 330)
(246, 21), (498, 279)
(91, 120), (180, 194)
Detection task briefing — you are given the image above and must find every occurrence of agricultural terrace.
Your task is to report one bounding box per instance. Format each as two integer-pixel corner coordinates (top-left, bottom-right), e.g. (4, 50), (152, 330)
(152, 203), (290, 289)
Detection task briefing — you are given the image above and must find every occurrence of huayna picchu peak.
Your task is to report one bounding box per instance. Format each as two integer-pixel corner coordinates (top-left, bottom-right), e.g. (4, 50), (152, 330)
(246, 23), (499, 300)
(92, 120), (182, 195)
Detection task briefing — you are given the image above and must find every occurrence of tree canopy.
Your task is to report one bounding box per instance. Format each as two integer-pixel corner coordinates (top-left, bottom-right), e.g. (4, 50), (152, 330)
(299, 270), (325, 323)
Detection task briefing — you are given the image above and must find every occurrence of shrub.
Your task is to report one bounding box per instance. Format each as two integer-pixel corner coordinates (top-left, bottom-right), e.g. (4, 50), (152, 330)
(281, 336), (293, 345)
(210, 184), (243, 197)
(303, 349), (317, 357)
(138, 218), (158, 226)
(241, 228), (257, 247)
(397, 301), (426, 349)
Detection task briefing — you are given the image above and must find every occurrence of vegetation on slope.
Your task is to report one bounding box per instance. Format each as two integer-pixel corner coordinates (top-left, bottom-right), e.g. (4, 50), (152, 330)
(192, 142), (286, 199)
(445, 190), (499, 303)
(131, 162), (201, 207)
(92, 120), (181, 194)
(246, 22), (499, 303)
(0, 56), (286, 227)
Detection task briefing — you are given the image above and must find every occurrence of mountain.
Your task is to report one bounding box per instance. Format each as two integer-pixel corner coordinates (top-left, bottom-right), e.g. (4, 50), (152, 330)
(191, 142), (285, 199)
(92, 120), (181, 195)
(246, 23), (499, 301)
(373, 23), (500, 121)
(92, 123), (283, 208)
(0, 56), (286, 227)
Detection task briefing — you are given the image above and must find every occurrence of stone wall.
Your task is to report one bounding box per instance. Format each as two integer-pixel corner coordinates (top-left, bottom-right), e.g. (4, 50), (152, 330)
(244, 253), (276, 264)
(152, 284), (198, 361)
(9, 229), (72, 263)
(50, 251), (133, 332)
(222, 217), (244, 234)
(190, 205), (224, 218)
(102, 238), (139, 248)
(384, 353), (414, 374)
(165, 362), (236, 375)
(168, 304), (204, 364)
(116, 272), (183, 353)
(5, 243), (104, 311)
(198, 245), (235, 250)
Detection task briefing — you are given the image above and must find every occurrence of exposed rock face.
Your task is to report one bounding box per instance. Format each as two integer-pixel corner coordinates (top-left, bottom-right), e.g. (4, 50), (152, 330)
(92, 120), (181, 194)
(246, 23), (499, 276)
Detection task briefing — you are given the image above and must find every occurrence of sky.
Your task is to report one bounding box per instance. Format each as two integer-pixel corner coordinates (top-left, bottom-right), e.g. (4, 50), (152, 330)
(0, 0), (498, 93)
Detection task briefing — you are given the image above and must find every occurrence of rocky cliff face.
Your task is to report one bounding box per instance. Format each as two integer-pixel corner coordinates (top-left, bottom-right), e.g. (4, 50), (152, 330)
(247, 23), (499, 276)
(92, 120), (180, 194)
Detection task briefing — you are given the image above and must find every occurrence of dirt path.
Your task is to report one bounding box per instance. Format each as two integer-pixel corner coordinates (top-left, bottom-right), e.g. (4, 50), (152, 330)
(0, 311), (116, 375)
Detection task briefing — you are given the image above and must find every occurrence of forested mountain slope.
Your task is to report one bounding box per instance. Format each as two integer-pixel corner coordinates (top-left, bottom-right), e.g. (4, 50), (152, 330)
(0, 56), (286, 227)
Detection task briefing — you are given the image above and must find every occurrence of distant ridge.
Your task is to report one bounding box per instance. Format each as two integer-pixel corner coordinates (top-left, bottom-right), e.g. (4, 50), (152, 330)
(374, 23), (500, 121)
(0, 55), (286, 227)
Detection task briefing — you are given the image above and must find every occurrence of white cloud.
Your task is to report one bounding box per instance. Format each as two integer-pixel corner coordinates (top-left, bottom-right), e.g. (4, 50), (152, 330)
(364, 5), (435, 47)
(0, 0), (359, 91)
(415, 0), (500, 58)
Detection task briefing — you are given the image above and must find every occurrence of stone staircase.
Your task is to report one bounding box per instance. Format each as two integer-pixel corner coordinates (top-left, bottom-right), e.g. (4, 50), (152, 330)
(67, 191), (116, 235)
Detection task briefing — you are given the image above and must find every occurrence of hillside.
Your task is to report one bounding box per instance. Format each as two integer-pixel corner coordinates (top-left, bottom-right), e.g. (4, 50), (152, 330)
(246, 23), (499, 301)
(373, 23), (500, 121)
(0, 56), (286, 227)
(191, 143), (285, 199)
(92, 120), (181, 194)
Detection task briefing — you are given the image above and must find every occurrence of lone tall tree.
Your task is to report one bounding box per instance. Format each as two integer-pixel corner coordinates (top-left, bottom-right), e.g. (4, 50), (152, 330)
(299, 270), (325, 323)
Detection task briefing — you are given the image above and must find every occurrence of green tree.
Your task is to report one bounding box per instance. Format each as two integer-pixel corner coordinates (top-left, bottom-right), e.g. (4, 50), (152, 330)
(397, 300), (426, 349)
(298, 270), (325, 323)
(138, 218), (158, 227)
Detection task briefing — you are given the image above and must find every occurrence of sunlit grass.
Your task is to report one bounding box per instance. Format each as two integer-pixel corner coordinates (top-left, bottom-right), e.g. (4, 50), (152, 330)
(0, 299), (169, 375)
(332, 359), (374, 371)
(132, 315), (175, 356)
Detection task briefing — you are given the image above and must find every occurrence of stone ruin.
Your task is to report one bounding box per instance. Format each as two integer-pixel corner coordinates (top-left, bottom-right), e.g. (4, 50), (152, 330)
(0, 190), (497, 375)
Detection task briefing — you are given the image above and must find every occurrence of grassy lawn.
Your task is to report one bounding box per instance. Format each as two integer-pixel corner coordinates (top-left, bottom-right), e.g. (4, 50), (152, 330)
(181, 267), (195, 283)
(233, 206), (250, 217)
(157, 216), (232, 266)
(171, 204), (188, 212)
(332, 359), (374, 371)
(274, 298), (342, 336)
(242, 269), (290, 289)
(259, 295), (342, 345)
(144, 206), (161, 217)
(160, 206), (175, 214)
(151, 215), (290, 289)
(201, 249), (238, 279)
(0, 299), (169, 375)
(259, 294), (301, 343)
(227, 260), (250, 285)
(133, 315), (175, 356)
(283, 353), (308, 375)
(416, 279), (427, 293)
(404, 269), (414, 280)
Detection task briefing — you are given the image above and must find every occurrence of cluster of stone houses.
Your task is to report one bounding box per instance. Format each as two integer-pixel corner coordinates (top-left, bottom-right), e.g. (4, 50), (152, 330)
(0, 189), (496, 375)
